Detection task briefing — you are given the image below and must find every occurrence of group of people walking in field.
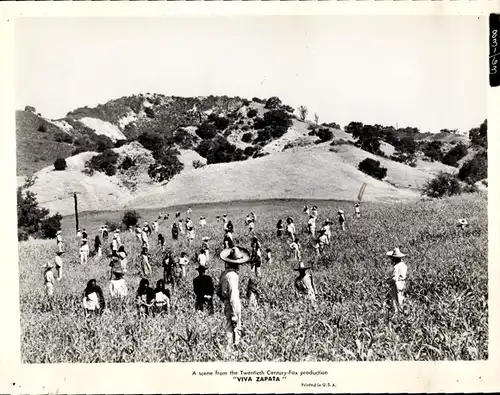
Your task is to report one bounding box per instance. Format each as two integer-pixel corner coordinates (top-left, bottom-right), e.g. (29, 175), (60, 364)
(42, 201), (471, 350)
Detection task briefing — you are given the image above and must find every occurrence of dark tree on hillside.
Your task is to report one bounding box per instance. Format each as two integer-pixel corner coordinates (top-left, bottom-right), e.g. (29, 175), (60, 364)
(265, 96), (282, 110)
(122, 210), (141, 228)
(138, 131), (165, 151)
(469, 119), (487, 148)
(358, 158), (387, 180)
(442, 143), (468, 167)
(53, 158), (67, 171)
(395, 136), (417, 154)
(458, 153), (487, 184)
(196, 122), (218, 139)
(345, 121), (364, 135)
(422, 172), (462, 198)
(148, 148), (184, 183)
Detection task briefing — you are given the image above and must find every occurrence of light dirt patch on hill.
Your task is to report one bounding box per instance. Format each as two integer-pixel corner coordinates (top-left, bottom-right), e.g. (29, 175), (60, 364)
(79, 117), (126, 141)
(118, 111), (137, 130)
(178, 149), (207, 171)
(47, 119), (73, 133)
(262, 119), (316, 154)
(379, 141), (396, 157)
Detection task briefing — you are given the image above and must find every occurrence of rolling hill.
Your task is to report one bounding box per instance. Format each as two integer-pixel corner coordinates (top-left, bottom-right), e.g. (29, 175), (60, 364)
(17, 94), (484, 216)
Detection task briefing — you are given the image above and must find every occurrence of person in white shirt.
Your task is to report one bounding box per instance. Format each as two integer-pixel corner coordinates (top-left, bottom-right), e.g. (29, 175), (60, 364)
(56, 230), (63, 253)
(286, 217), (296, 241)
(178, 252), (190, 279)
(321, 220), (332, 244)
(355, 203), (361, 219)
(43, 262), (55, 310)
(457, 218), (468, 230)
(338, 209), (346, 231)
(141, 229), (149, 252)
(199, 217), (207, 227)
(152, 221), (159, 233)
(111, 235), (119, 257)
(307, 215), (316, 237)
(290, 236), (301, 262)
(386, 247), (408, 316)
(217, 246), (250, 349)
(54, 251), (64, 281)
(197, 249), (208, 268)
(80, 239), (90, 265)
(311, 206), (318, 219)
(114, 230), (122, 246)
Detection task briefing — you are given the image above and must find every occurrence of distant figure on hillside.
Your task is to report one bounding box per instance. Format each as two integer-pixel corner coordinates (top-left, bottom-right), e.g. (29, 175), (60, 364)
(250, 212), (257, 222)
(265, 248), (273, 266)
(43, 261), (55, 310)
(385, 247), (408, 316)
(276, 219), (284, 237)
(94, 235), (102, 259)
(308, 215), (316, 237)
(56, 230), (63, 253)
(199, 216), (207, 227)
(226, 220), (234, 233)
(152, 220), (159, 233)
(175, 211), (181, 218)
(216, 215), (221, 223)
(246, 276), (261, 310)
(187, 207), (193, 215)
(154, 279), (171, 315)
(158, 233), (165, 251)
(164, 214), (168, 221)
(311, 206), (318, 219)
(111, 234), (119, 258)
(136, 278), (155, 317)
(457, 218), (468, 230)
(290, 236), (301, 262)
(294, 262), (316, 302)
(54, 251), (64, 281)
(102, 227), (109, 242)
(321, 219), (332, 244)
(250, 236), (262, 277)
(162, 250), (176, 287)
(245, 214), (252, 225)
(83, 279), (105, 317)
(109, 257), (127, 298)
(82, 228), (88, 240)
(145, 222), (153, 236)
(286, 217), (296, 240)
(139, 248), (152, 277)
(217, 247), (250, 349)
(222, 214), (228, 229)
(80, 239), (90, 265)
(178, 219), (185, 235)
(355, 203), (361, 219)
(193, 265), (214, 314)
(158, 212), (163, 220)
(338, 209), (346, 231)
(117, 245), (128, 273)
(186, 218), (195, 246)
(114, 230), (122, 246)
(171, 222), (179, 241)
(178, 252), (189, 279)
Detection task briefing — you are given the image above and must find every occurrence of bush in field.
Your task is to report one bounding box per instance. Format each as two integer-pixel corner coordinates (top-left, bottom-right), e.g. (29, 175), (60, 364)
(196, 122), (218, 140)
(315, 128), (334, 142)
(40, 213), (63, 239)
(105, 220), (120, 231)
(138, 132), (165, 152)
(37, 123), (48, 133)
(442, 143), (468, 167)
(252, 97), (264, 104)
(390, 152), (417, 167)
(395, 136), (417, 154)
(247, 109), (258, 118)
(148, 148), (184, 183)
(458, 153), (487, 184)
(144, 107), (155, 119)
(358, 158), (387, 180)
(120, 156), (136, 171)
(196, 136), (246, 164)
(122, 210), (141, 228)
(265, 96), (282, 110)
(53, 131), (73, 144)
(85, 149), (119, 176)
(421, 140), (444, 162)
(95, 134), (115, 153)
(114, 139), (128, 148)
(53, 158), (67, 171)
(244, 146), (257, 157)
(469, 119), (487, 148)
(422, 172), (462, 198)
(174, 128), (198, 149)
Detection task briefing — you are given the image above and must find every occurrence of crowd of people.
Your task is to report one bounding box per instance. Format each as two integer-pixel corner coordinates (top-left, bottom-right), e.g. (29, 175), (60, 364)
(41, 202), (470, 349)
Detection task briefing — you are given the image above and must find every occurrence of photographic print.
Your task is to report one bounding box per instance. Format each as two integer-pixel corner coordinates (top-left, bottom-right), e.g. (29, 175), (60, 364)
(15, 14), (488, 365)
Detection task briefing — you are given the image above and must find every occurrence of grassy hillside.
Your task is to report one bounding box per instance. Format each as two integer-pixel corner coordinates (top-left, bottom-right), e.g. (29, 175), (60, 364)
(19, 194), (487, 362)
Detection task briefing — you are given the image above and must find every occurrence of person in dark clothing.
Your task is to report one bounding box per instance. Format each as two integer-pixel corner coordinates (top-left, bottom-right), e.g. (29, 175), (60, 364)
(223, 229), (235, 249)
(136, 278), (155, 317)
(94, 235), (102, 258)
(158, 233), (165, 251)
(276, 219), (284, 237)
(83, 279), (105, 317)
(193, 266), (214, 314)
(162, 250), (176, 288)
(226, 221), (234, 233)
(82, 228), (88, 240)
(103, 228), (109, 242)
(171, 222), (179, 241)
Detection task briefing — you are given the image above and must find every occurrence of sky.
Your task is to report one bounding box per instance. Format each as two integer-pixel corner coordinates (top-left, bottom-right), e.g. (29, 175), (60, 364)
(15, 16), (487, 134)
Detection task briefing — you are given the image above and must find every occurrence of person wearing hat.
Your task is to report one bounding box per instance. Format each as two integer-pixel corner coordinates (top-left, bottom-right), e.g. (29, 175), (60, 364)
(54, 251), (64, 281)
(338, 209), (346, 231)
(276, 219), (284, 238)
(175, 210), (181, 218)
(111, 234), (119, 258)
(187, 207), (193, 215)
(193, 265), (214, 314)
(56, 230), (63, 253)
(153, 279), (171, 315)
(217, 246), (250, 348)
(201, 237), (210, 261)
(109, 257), (128, 298)
(355, 203), (361, 219)
(80, 239), (90, 265)
(178, 219), (185, 235)
(82, 228), (88, 240)
(457, 218), (468, 230)
(290, 235), (301, 262)
(286, 217), (296, 241)
(223, 228), (235, 249)
(197, 248), (208, 268)
(386, 247), (408, 316)
(178, 252), (190, 279)
(186, 218), (195, 247)
(311, 206), (318, 219)
(139, 247), (152, 277)
(250, 236), (263, 277)
(321, 219), (332, 244)
(247, 216), (255, 234)
(294, 262), (316, 302)
(117, 245), (129, 273)
(303, 205), (310, 216)
(83, 279), (105, 317)
(199, 216), (207, 227)
(141, 227), (150, 252)
(43, 261), (56, 307)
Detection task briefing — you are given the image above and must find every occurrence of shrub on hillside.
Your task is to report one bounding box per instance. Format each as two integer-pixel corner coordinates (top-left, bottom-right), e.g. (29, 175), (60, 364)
(359, 137), (383, 156)
(122, 210), (141, 228)
(395, 136), (416, 154)
(114, 139), (128, 148)
(192, 160), (206, 169)
(322, 122), (341, 129)
(358, 158), (387, 180)
(422, 172), (462, 198)
(196, 136), (246, 164)
(458, 153), (487, 184)
(315, 128), (334, 142)
(53, 131), (73, 144)
(442, 143), (468, 167)
(138, 131), (165, 152)
(265, 96), (282, 109)
(390, 152), (417, 167)
(247, 109), (258, 118)
(242, 132), (253, 143)
(120, 156), (136, 171)
(174, 128), (198, 149)
(105, 220), (120, 232)
(242, 99), (250, 106)
(244, 146), (257, 157)
(421, 140), (443, 162)
(53, 158), (67, 171)
(144, 107), (155, 119)
(196, 122), (218, 139)
(469, 119), (487, 148)
(40, 213), (63, 239)
(95, 134), (115, 153)
(254, 128), (272, 143)
(148, 148), (184, 183)
(252, 97), (264, 104)
(213, 116), (230, 131)
(85, 149), (119, 176)
(37, 123), (48, 133)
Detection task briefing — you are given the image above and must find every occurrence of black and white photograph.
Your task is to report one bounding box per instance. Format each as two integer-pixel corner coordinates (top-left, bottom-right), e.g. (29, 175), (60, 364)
(12, 11), (490, 368)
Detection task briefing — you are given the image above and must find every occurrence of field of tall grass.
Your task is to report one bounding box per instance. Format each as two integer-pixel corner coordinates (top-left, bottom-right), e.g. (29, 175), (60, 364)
(18, 194), (488, 362)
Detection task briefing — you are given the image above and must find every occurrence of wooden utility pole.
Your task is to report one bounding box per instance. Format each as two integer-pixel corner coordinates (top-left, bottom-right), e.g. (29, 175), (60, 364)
(74, 192), (79, 234)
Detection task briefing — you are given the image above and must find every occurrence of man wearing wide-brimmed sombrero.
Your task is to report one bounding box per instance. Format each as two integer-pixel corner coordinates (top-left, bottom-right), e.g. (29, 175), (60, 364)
(294, 261), (316, 302)
(386, 247), (408, 316)
(217, 246), (250, 348)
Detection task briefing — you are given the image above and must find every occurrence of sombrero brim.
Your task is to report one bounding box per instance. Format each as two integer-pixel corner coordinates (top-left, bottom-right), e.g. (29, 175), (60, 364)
(387, 251), (405, 258)
(294, 266), (311, 271)
(220, 247), (251, 264)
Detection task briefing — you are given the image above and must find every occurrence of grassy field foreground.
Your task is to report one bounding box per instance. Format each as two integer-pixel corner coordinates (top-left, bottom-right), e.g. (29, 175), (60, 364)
(18, 194), (488, 362)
